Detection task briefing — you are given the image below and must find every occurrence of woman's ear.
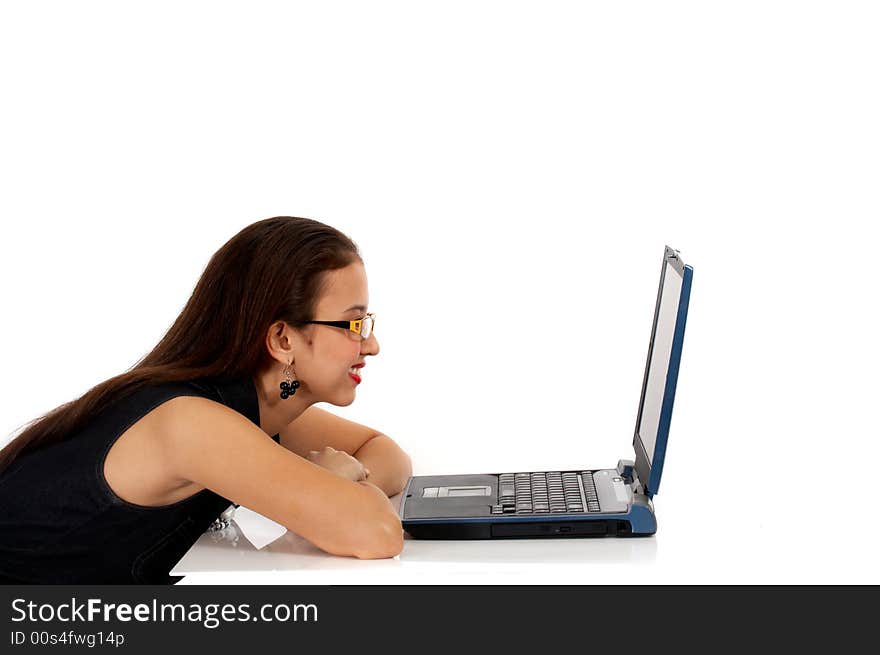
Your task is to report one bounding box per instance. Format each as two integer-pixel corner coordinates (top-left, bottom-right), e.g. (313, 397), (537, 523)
(265, 321), (297, 364)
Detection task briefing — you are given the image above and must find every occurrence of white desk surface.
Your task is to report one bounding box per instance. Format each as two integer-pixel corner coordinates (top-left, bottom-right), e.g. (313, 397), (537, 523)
(172, 492), (880, 585)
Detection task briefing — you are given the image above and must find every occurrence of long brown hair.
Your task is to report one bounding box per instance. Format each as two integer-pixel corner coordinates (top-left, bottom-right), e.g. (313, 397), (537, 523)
(0, 216), (361, 474)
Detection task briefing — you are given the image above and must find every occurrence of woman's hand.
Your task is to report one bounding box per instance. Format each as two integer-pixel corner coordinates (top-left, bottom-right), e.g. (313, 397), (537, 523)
(305, 446), (370, 482)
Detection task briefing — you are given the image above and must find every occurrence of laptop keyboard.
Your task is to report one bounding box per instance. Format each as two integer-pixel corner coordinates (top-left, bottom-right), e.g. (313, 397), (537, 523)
(492, 471), (602, 515)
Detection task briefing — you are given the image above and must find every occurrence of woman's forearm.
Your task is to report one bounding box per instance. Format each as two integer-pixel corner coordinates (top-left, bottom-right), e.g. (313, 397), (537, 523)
(353, 433), (413, 497)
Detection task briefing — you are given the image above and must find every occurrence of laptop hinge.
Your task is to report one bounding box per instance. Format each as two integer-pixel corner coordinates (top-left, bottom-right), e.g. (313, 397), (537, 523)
(617, 459), (645, 496)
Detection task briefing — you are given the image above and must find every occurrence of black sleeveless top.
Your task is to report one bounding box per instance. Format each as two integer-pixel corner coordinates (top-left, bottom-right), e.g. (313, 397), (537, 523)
(0, 376), (279, 584)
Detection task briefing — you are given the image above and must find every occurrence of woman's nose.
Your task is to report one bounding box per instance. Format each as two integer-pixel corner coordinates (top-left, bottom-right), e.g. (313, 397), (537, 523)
(362, 332), (380, 356)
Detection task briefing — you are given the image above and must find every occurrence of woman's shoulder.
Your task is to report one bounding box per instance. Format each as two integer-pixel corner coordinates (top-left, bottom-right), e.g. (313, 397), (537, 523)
(141, 376), (270, 448)
(101, 379), (261, 508)
(146, 393), (237, 430)
(124, 377), (258, 425)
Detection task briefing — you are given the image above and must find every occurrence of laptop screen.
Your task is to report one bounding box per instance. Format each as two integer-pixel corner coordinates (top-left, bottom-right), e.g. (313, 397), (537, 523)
(633, 247), (692, 497)
(638, 260), (683, 463)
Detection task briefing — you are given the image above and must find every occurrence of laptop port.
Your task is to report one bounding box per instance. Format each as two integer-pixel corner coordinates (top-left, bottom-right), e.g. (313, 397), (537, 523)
(491, 521), (609, 537)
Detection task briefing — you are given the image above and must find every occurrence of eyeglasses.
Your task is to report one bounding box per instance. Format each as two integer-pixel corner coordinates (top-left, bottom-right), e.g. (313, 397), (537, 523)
(303, 312), (376, 340)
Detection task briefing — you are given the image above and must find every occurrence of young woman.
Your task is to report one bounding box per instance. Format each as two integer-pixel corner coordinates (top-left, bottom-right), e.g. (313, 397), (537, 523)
(0, 216), (411, 584)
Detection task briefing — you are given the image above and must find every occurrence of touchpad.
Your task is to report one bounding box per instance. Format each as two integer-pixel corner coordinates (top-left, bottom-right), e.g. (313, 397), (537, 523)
(422, 486), (491, 498)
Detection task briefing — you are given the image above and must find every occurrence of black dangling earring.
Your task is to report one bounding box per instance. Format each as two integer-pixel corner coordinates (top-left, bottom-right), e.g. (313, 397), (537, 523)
(279, 361), (301, 400)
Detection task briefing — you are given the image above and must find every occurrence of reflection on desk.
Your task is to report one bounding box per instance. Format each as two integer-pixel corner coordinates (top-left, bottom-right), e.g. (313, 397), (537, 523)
(401, 533), (657, 565)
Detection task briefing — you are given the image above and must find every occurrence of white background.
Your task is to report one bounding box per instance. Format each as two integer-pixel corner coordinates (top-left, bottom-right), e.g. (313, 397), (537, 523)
(1, 1), (878, 584)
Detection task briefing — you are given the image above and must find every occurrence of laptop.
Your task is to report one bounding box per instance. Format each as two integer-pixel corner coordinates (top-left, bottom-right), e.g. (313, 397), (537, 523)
(399, 246), (693, 539)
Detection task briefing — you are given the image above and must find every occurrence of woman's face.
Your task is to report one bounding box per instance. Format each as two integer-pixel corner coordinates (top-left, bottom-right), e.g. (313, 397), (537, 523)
(292, 261), (380, 406)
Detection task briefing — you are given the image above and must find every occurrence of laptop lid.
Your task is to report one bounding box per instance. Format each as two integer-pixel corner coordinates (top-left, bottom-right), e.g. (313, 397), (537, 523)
(632, 246), (693, 498)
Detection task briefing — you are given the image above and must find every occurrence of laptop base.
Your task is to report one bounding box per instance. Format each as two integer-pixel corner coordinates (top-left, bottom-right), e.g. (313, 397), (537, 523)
(400, 460), (657, 539)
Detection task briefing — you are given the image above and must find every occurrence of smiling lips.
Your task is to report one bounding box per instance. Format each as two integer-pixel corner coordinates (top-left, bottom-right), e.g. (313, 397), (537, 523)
(348, 363), (364, 384)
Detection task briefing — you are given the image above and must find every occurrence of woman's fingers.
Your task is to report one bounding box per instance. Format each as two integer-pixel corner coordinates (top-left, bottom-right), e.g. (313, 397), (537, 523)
(303, 447), (368, 483)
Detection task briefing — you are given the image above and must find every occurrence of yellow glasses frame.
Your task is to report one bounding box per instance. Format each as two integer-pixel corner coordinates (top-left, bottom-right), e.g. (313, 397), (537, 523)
(303, 312), (376, 339)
